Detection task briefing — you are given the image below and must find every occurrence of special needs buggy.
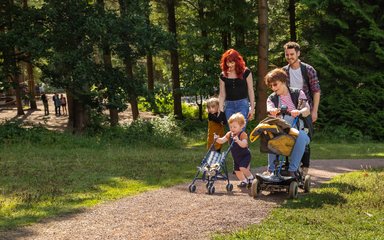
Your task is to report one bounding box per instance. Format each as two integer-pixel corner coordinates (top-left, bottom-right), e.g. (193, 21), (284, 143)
(188, 140), (234, 195)
(249, 113), (311, 199)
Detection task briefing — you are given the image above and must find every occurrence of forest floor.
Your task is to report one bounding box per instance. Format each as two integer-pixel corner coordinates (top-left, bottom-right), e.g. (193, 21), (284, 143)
(0, 93), (156, 130)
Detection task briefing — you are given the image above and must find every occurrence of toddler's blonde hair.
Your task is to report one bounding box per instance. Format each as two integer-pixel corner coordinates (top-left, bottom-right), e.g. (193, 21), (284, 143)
(228, 112), (245, 126)
(206, 97), (219, 109)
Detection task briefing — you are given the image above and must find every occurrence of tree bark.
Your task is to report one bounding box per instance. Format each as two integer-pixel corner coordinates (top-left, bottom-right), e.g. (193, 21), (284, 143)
(166, 0), (182, 119)
(147, 53), (154, 93)
(22, 0), (37, 110)
(97, 0), (119, 126)
(119, 0), (139, 120)
(288, 0), (296, 42)
(256, 0), (268, 123)
(26, 56), (37, 110)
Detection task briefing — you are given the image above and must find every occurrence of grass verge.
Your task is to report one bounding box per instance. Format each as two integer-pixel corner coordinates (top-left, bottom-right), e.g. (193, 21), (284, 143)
(213, 168), (384, 239)
(0, 120), (383, 231)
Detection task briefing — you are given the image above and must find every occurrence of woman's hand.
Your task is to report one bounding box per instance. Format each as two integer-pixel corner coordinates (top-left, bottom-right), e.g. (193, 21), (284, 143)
(247, 110), (254, 120)
(290, 109), (301, 118)
(269, 108), (280, 117)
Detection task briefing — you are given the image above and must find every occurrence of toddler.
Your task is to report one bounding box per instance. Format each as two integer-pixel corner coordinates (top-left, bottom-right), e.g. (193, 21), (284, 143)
(215, 112), (254, 187)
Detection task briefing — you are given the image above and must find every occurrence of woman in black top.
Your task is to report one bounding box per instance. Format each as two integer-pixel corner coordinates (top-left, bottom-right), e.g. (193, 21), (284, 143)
(218, 49), (255, 128)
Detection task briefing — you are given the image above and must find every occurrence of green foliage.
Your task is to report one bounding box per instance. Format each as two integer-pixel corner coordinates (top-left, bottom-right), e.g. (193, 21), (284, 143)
(297, 0), (384, 140)
(214, 169), (384, 239)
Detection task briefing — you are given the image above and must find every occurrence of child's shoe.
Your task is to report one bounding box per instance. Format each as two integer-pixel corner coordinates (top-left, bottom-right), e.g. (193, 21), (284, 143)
(237, 181), (247, 188)
(262, 171), (273, 176)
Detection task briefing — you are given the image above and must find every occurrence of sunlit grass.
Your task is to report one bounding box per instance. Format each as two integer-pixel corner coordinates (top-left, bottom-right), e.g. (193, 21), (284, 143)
(213, 169), (384, 240)
(0, 122), (383, 231)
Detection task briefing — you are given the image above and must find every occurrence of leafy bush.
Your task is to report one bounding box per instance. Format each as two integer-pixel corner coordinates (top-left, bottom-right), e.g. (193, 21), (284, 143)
(315, 124), (369, 143)
(96, 115), (183, 148)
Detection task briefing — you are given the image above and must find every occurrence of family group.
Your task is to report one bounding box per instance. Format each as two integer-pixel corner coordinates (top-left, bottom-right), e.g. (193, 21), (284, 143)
(206, 41), (320, 188)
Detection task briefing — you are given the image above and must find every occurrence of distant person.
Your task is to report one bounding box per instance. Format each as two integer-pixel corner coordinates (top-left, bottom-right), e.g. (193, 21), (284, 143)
(214, 113), (254, 188)
(60, 94), (67, 115)
(206, 97), (226, 152)
(53, 93), (61, 116)
(41, 93), (49, 115)
(218, 49), (255, 129)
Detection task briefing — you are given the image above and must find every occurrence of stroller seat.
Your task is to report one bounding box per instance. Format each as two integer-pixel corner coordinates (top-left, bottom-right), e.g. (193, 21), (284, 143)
(189, 141), (234, 195)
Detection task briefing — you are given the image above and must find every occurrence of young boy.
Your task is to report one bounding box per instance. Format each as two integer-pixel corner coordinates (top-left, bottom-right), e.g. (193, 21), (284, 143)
(206, 97), (226, 151)
(214, 113), (254, 187)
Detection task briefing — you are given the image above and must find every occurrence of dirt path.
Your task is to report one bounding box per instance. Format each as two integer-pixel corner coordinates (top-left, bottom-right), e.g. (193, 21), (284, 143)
(1, 159), (383, 240)
(0, 94), (155, 131)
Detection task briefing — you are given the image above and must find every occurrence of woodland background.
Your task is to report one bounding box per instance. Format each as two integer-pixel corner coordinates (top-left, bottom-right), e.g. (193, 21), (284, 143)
(1, 0), (383, 140)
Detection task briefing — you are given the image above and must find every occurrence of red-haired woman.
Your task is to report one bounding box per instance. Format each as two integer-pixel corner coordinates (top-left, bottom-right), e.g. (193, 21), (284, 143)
(218, 49), (255, 128)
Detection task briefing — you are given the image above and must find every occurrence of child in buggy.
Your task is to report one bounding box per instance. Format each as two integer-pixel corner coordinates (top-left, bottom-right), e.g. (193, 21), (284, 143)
(249, 68), (311, 199)
(188, 97), (232, 195)
(188, 137), (234, 195)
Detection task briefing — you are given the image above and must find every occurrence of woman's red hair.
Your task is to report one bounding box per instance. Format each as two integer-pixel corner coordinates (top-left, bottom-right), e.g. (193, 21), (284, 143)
(220, 49), (246, 78)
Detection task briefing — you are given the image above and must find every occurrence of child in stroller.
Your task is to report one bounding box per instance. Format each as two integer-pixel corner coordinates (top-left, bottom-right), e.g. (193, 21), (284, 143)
(188, 137), (234, 195)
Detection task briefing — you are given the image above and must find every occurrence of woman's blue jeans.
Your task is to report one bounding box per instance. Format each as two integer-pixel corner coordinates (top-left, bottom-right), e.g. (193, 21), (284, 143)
(224, 98), (249, 128)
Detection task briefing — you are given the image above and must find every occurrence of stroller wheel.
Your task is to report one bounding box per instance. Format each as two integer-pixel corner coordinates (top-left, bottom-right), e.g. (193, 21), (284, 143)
(208, 185), (215, 195)
(226, 183), (233, 192)
(288, 181), (298, 199)
(304, 175), (311, 193)
(250, 178), (260, 198)
(188, 184), (196, 193)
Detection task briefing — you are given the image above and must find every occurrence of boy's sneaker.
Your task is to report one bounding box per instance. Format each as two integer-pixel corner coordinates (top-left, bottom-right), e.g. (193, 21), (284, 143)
(262, 171), (272, 176)
(237, 181), (247, 188)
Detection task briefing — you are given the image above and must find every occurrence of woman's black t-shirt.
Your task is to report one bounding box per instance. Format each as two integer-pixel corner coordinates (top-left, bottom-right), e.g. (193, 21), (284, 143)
(220, 68), (251, 101)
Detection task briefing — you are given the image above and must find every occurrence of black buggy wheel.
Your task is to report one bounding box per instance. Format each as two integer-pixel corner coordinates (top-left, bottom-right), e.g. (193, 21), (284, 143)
(226, 183), (233, 192)
(304, 175), (311, 193)
(288, 181), (298, 199)
(208, 185), (215, 195)
(188, 184), (196, 193)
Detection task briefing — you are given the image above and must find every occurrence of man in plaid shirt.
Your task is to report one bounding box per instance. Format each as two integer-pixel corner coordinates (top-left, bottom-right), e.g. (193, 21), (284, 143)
(283, 41), (321, 122)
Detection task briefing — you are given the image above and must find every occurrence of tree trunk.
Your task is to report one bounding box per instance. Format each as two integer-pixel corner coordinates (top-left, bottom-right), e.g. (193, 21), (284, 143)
(256, 0), (268, 123)
(147, 53), (154, 93)
(14, 73), (24, 115)
(125, 59), (139, 120)
(26, 57), (37, 110)
(166, 0), (182, 119)
(234, 0), (246, 49)
(118, 0), (139, 120)
(72, 98), (87, 133)
(97, 0), (119, 126)
(67, 91), (74, 124)
(22, 0), (37, 110)
(288, 0), (296, 42)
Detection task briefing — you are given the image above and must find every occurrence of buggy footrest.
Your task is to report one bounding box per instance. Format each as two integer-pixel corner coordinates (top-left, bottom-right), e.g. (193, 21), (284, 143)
(256, 173), (295, 185)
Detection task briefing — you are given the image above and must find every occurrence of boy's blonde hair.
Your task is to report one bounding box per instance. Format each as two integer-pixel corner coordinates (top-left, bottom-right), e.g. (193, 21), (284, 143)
(206, 97), (219, 108)
(228, 112), (245, 126)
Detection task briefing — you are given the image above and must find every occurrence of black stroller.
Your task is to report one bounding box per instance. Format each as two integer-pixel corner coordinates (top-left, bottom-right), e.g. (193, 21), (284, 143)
(249, 108), (311, 199)
(188, 140), (234, 195)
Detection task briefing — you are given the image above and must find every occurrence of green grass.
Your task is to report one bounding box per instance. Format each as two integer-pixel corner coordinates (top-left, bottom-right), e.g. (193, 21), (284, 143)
(0, 121), (383, 231)
(0, 142), (203, 229)
(213, 169), (384, 240)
